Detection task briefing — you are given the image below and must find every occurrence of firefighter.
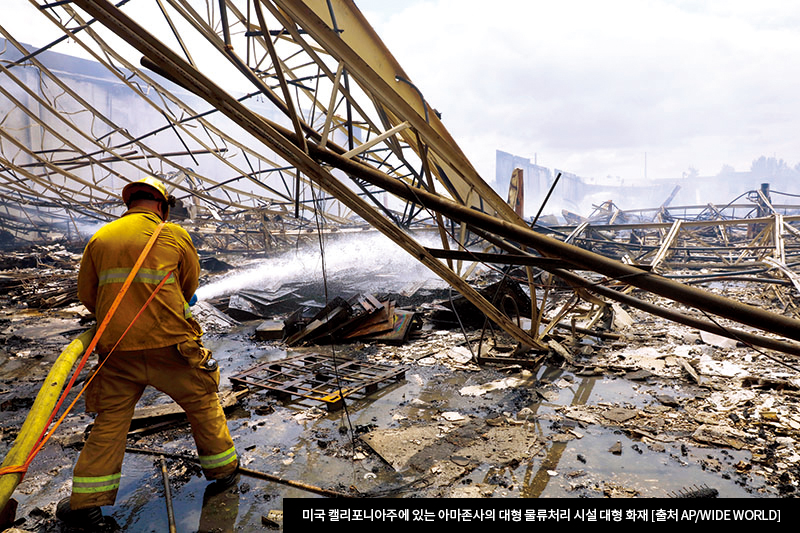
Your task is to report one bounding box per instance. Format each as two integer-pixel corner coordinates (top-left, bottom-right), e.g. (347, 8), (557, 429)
(57, 177), (238, 530)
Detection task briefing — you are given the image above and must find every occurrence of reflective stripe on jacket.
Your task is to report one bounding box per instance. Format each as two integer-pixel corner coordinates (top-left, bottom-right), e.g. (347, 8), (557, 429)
(77, 207), (202, 352)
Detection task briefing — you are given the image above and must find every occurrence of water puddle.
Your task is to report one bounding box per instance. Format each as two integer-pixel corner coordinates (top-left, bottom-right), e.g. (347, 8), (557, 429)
(7, 321), (773, 532)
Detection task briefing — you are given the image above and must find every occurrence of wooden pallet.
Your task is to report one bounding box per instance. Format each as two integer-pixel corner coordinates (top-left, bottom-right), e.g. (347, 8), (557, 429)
(230, 353), (408, 411)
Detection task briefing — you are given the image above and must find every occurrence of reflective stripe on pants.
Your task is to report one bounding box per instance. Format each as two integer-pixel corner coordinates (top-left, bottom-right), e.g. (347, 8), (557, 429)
(70, 344), (237, 509)
(72, 473), (121, 494)
(199, 446), (237, 471)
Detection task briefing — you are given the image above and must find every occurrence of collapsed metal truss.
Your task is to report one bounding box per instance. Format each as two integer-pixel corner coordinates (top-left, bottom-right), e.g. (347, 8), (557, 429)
(534, 191), (800, 354)
(4, 1), (800, 358)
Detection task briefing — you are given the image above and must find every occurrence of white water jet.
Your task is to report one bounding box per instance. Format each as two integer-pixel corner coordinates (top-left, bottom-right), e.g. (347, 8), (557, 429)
(195, 231), (448, 301)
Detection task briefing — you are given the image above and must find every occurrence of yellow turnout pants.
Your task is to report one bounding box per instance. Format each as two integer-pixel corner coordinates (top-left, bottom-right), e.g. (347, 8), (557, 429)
(70, 342), (237, 509)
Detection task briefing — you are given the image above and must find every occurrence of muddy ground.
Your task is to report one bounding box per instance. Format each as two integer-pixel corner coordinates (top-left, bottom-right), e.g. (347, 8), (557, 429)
(1, 242), (799, 531)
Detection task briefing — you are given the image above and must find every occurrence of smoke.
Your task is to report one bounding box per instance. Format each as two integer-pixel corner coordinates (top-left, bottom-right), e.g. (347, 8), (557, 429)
(195, 230), (448, 301)
(75, 221), (107, 239)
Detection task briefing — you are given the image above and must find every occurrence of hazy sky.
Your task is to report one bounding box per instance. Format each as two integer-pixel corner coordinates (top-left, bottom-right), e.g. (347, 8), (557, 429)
(355, 0), (800, 185)
(5, 0), (800, 187)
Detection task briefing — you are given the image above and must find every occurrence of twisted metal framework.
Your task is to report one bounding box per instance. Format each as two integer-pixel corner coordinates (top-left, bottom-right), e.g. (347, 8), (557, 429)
(4, 0), (800, 355)
(0, 0), (538, 347)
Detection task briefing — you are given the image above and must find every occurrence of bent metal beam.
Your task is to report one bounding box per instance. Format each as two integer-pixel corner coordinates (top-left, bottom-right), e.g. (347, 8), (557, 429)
(69, 0), (545, 351)
(72, 0), (800, 350)
(313, 146), (800, 346)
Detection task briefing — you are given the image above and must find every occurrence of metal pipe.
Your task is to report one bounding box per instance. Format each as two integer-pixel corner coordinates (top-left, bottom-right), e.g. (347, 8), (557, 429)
(237, 465), (353, 498)
(532, 172), (561, 227)
(310, 147), (800, 345)
(126, 447), (351, 498)
(159, 456), (177, 533)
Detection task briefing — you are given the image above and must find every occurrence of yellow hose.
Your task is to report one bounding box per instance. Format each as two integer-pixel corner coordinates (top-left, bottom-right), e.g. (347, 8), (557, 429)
(0, 326), (95, 515)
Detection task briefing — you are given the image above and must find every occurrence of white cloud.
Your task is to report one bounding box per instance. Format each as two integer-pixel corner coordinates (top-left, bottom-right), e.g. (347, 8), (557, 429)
(7, 0), (800, 187)
(358, 0), (800, 182)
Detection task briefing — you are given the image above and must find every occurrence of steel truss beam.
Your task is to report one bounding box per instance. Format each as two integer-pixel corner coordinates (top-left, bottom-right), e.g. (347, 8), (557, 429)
(3, 1), (800, 357)
(64, 0), (545, 350)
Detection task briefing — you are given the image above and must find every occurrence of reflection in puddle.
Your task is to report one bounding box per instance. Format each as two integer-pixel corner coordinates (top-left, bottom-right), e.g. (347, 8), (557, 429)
(518, 365), (596, 498)
(198, 482), (239, 533)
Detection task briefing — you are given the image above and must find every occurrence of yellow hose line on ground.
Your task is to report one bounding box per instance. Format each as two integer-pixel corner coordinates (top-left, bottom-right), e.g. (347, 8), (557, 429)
(0, 326), (95, 514)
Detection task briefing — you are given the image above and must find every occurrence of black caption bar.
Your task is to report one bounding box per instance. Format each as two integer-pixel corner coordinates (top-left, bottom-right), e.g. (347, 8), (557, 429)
(284, 498), (787, 532)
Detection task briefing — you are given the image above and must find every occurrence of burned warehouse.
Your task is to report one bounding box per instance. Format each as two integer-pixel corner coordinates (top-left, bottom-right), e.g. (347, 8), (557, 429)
(2, 1), (800, 532)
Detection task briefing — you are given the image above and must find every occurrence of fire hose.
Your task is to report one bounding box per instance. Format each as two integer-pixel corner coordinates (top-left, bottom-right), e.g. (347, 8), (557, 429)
(0, 327), (95, 515)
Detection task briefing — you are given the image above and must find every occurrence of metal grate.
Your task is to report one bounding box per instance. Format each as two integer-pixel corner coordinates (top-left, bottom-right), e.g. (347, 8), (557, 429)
(230, 353), (408, 411)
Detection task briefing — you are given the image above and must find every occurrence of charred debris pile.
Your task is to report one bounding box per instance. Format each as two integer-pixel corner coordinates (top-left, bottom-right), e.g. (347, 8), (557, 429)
(201, 262), (533, 351)
(6, 190), (800, 501)
(0, 244), (83, 311)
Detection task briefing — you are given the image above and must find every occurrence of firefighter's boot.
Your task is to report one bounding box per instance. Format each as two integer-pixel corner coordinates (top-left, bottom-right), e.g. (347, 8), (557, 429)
(56, 497), (118, 531)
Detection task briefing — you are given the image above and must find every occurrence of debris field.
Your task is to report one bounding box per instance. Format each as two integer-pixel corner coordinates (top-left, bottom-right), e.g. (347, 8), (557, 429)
(2, 3), (800, 532)
(3, 205), (800, 529)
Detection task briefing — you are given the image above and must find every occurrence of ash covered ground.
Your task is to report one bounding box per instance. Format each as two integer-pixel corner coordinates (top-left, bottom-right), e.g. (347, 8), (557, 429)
(1, 233), (799, 531)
